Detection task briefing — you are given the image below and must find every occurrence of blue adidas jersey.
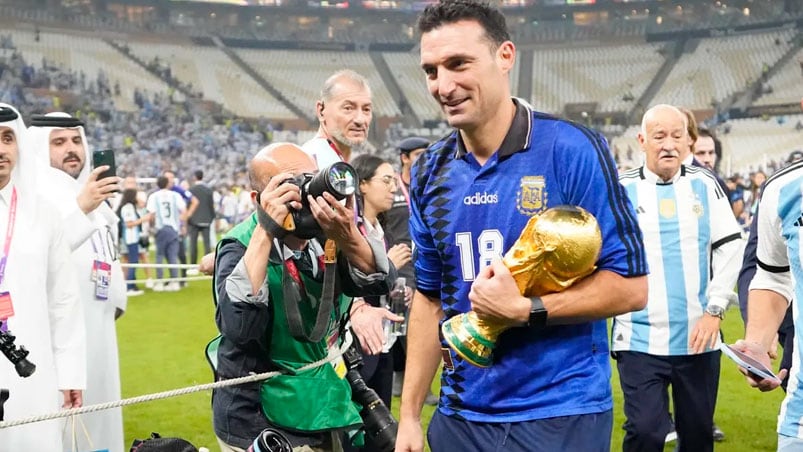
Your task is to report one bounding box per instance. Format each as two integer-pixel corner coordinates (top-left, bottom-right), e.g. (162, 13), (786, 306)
(750, 161), (803, 438)
(409, 99), (647, 422)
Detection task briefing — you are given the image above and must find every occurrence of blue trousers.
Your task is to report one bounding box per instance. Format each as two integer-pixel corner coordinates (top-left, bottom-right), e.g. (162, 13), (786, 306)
(155, 227), (180, 279)
(426, 409), (612, 452)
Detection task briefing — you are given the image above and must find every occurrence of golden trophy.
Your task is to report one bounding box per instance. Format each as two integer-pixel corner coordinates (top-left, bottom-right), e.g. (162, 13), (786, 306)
(441, 205), (602, 367)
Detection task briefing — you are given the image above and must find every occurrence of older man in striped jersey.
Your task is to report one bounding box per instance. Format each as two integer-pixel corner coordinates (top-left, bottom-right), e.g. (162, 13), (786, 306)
(613, 104), (745, 452)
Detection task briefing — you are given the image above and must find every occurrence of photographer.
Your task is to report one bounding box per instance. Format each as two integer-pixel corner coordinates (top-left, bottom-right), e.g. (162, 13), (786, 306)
(213, 143), (398, 452)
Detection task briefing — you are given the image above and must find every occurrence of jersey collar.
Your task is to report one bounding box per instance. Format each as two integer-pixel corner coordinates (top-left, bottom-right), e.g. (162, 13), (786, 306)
(640, 164), (686, 185)
(455, 98), (532, 160)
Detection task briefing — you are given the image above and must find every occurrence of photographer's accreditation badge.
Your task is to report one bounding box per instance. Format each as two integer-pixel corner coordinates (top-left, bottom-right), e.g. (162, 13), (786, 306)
(95, 261), (111, 300)
(0, 292), (13, 320)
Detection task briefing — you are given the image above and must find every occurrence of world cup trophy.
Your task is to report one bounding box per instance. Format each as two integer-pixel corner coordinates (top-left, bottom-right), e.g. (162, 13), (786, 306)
(441, 205), (602, 367)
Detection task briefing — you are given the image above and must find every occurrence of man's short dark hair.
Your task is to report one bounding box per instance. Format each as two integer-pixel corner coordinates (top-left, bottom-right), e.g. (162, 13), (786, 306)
(697, 127), (722, 169)
(417, 0), (510, 47)
(194, 170), (203, 181)
(157, 176), (169, 189)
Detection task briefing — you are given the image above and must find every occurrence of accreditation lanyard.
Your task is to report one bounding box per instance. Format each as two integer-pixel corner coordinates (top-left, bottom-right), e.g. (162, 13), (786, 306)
(283, 250), (325, 296)
(89, 230), (112, 300)
(0, 188), (18, 289)
(327, 139), (345, 162)
(0, 188), (18, 326)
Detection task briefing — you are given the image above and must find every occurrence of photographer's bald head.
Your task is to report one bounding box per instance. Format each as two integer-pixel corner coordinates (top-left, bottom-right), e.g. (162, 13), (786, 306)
(248, 142), (317, 193)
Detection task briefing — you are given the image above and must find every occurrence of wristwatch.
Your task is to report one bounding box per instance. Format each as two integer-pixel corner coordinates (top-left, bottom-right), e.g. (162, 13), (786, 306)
(705, 305), (725, 320)
(527, 296), (548, 329)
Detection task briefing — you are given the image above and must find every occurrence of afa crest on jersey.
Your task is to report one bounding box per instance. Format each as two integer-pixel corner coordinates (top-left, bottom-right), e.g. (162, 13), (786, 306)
(659, 198), (676, 218)
(517, 176), (548, 216)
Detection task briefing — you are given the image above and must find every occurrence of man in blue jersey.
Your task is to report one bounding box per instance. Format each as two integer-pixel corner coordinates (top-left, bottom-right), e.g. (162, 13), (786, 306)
(613, 105), (744, 452)
(735, 157), (803, 451)
(395, 1), (649, 451)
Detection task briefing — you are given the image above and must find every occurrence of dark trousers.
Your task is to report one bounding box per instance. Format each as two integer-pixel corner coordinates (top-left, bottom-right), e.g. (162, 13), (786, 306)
(616, 351), (720, 452)
(427, 409), (612, 452)
(126, 243), (140, 290)
(188, 223), (212, 264)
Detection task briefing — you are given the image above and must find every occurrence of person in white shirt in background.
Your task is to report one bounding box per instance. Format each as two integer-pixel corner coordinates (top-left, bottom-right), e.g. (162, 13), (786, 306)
(146, 175), (188, 292)
(27, 112), (126, 452)
(0, 103), (86, 450)
(303, 69), (373, 167)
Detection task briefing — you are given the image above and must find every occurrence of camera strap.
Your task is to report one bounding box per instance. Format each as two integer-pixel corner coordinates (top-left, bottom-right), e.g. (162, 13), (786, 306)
(281, 239), (338, 343)
(262, 211), (291, 240)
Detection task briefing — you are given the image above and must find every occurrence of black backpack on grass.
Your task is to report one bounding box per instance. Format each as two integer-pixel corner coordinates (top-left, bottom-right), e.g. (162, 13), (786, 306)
(130, 432), (198, 452)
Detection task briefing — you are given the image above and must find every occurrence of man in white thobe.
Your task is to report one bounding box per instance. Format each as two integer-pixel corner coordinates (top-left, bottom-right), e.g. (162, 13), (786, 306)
(28, 112), (126, 452)
(0, 103), (86, 450)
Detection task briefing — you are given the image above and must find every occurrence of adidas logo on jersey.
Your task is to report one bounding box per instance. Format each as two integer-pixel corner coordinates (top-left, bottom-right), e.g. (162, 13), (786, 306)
(463, 192), (499, 205)
(795, 214), (803, 227)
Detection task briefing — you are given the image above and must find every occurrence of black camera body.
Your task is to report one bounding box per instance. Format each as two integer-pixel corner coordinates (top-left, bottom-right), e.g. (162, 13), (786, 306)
(283, 162), (357, 239)
(342, 343), (398, 452)
(0, 327), (35, 378)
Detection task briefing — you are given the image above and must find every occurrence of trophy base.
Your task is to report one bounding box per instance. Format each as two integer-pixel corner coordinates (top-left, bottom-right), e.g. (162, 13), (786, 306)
(441, 314), (495, 368)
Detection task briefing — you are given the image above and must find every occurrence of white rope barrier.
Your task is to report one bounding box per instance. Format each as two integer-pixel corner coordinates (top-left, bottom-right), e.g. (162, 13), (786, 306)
(121, 263), (200, 269)
(0, 338), (351, 429)
(127, 276), (211, 284)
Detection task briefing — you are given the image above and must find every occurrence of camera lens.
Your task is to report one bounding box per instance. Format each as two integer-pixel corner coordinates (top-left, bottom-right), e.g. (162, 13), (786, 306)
(306, 162), (357, 201)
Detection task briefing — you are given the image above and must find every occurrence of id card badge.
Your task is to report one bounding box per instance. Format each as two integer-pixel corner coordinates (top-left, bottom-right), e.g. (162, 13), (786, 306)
(331, 349), (347, 379)
(91, 260), (103, 282)
(0, 292), (14, 320)
(95, 262), (112, 300)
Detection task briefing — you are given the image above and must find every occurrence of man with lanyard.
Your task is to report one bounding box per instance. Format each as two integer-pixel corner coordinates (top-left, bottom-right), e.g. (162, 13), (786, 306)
(0, 103), (86, 450)
(303, 69), (373, 167)
(27, 112), (127, 452)
(212, 143), (397, 451)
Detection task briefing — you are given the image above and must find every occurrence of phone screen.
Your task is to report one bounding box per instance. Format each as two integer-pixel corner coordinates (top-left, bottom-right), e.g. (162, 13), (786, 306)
(92, 149), (116, 181)
(721, 344), (778, 381)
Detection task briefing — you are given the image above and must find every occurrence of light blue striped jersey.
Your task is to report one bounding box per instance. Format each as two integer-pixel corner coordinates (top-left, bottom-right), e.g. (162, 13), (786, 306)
(750, 161), (803, 438)
(146, 189), (186, 233)
(120, 203), (141, 245)
(613, 164), (743, 356)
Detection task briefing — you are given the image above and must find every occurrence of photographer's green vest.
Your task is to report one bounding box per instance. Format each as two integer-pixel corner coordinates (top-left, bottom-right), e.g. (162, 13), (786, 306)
(211, 213), (362, 433)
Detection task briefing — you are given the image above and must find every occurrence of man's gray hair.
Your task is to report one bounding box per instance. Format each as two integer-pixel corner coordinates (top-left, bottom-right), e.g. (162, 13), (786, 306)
(320, 69), (371, 102)
(641, 104), (688, 136)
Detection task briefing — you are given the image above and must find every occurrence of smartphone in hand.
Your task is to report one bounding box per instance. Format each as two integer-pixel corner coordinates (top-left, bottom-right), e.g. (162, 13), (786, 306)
(92, 149), (117, 182)
(721, 343), (779, 382)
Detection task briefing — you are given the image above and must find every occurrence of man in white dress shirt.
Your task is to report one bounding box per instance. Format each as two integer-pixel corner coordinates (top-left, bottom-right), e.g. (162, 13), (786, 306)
(0, 103), (85, 450)
(303, 69), (373, 167)
(27, 112), (126, 452)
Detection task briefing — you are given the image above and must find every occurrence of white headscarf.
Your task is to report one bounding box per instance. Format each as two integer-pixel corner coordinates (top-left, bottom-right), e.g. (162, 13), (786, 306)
(0, 103), (35, 204)
(27, 112), (119, 227)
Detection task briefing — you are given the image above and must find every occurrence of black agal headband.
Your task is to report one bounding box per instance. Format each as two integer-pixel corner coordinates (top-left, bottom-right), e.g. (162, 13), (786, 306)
(0, 107), (19, 122)
(30, 114), (84, 128)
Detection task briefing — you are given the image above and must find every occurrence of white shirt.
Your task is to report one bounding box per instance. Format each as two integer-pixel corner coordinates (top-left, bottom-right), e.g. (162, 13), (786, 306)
(302, 136), (344, 169)
(147, 189), (187, 232)
(0, 186), (86, 450)
(120, 203), (141, 245)
(749, 162), (803, 438)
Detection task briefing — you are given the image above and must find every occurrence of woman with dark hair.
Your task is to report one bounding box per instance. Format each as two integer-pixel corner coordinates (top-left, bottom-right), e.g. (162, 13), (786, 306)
(349, 154), (412, 413)
(117, 188), (148, 295)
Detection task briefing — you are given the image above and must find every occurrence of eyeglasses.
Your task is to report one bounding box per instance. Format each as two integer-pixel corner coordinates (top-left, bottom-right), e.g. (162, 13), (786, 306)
(372, 174), (397, 189)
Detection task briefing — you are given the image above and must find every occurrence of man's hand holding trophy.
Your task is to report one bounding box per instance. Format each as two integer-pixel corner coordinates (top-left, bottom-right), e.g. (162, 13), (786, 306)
(442, 205), (603, 367)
